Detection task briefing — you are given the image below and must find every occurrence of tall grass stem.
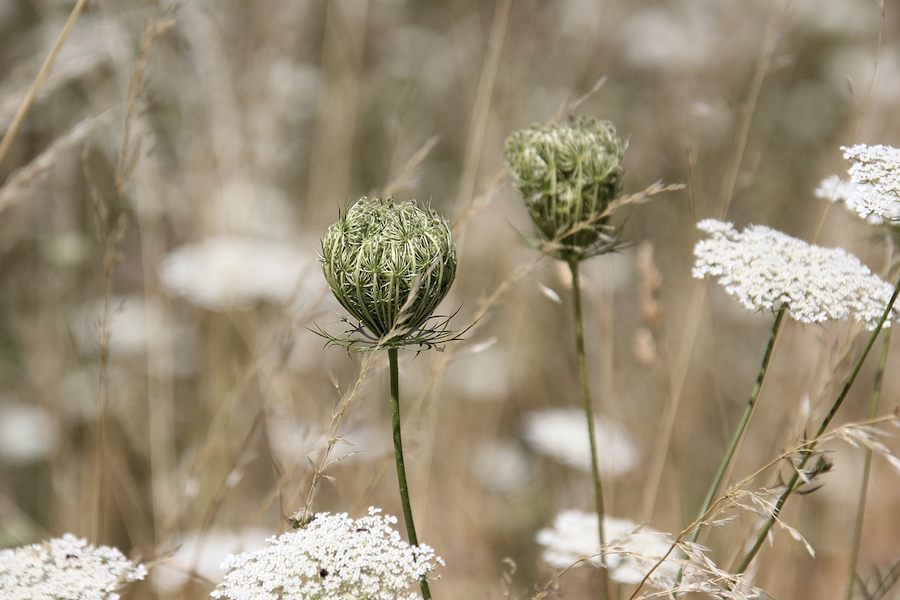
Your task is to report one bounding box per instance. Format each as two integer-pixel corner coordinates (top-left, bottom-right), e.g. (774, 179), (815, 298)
(690, 306), (785, 546)
(389, 348), (432, 600)
(568, 258), (610, 600)
(845, 325), (891, 600)
(737, 275), (900, 573)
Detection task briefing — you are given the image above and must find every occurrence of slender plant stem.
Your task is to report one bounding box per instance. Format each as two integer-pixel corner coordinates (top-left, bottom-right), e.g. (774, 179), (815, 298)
(0, 0), (89, 170)
(389, 348), (432, 600)
(846, 325), (891, 600)
(568, 258), (610, 600)
(737, 275), (900, 573)
(690, 307), (785, 546)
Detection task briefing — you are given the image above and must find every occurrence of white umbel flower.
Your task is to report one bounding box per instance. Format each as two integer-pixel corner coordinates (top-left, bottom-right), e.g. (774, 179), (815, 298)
(0, 534), (146, 600)
(211, 508), (442, 600)
(693, 219), (896, 329)
(814, 174), (889, 225)
(536, 510), (679, 587)
(841, 144), (900, 222)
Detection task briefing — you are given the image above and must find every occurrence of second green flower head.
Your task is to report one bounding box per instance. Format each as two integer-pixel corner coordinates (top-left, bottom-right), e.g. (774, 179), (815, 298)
(321, 196), (457, 349)
(504, 116), (626, 261)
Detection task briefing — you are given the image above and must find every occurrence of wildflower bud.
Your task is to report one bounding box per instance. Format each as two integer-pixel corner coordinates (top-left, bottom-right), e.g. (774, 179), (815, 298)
(504, 116), (626, 261)
(321, 196), (457, 347)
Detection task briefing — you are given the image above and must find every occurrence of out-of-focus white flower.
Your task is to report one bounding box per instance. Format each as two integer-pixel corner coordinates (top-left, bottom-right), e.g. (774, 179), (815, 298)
(0, 533), (146, 600)
(536, 509), (679, 587)
(693, 219), (896, 329)
(841, 144), (900, 223)
(521, 408), (640, 477)
(0, 402), (56, 464)
(159, 237), (320, 311)
(211, 508), (442, 600)
(472, 439), (537, 494)
(618, 7), (720, 71)
(72, 297), (197, 374)
(153, 528), (271, 594)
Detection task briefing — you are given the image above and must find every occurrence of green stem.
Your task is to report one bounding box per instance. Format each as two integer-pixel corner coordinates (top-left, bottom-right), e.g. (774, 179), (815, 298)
(846, 325), (891, 600)
(691, 307), (785, 544)
(737, 275), (900, 574)
(389, 348), (432, 600)
(569, 259), (610, 600)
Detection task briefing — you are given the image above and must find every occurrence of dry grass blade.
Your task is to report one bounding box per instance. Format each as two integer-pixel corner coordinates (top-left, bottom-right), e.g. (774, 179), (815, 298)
(0, 112), (112, 214)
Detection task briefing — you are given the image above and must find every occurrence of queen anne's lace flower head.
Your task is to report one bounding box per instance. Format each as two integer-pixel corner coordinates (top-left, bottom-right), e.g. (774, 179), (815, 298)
(0, 534), (146, 600)
(840, 144), (900, 223)
(536, 510), (679, 587)
(504, 116), (626, 261)
(320, 197), (457, 350)
(693, 219), (896, 329)
(814, 174), (890, 225)
(211, 508), (443, 600)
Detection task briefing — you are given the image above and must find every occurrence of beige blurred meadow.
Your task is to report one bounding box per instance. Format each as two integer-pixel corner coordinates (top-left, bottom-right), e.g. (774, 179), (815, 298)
(1, 0), (900, 598)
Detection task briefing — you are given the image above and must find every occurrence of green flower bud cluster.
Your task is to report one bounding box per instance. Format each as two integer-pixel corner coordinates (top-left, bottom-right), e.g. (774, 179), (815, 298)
(320, 196), (457, 349)
(504, 116), (626, 261)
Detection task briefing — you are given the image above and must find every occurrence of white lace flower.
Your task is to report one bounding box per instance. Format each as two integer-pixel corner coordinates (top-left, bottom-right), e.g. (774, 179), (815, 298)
(814, 174), (887, 225)
(0, 534), (146, 600)
(841, 144), (900, 222)
(693, 219), (896, 329)
(521, 408), (640, 477)
(211, 508), (442, 600)
(536, 510), (679, 587)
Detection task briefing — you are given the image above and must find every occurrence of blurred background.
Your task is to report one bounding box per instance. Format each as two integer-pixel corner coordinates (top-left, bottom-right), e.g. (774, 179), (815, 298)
(1, 0), (899, 598)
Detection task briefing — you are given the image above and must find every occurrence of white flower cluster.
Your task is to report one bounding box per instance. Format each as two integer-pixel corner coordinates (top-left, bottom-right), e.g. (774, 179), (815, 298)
(211, 508), (442, 600)
(693, 219), (896, 329)
(536, 510), (679, 587)
(0, 533), (146, 600)
(814, 174), (891, 225)
(839, 144), (900, 222)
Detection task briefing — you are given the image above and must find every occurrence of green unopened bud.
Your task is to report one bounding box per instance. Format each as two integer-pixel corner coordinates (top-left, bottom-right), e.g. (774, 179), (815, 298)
(320, 196), (457, 349)
(504, 116), (626, 261)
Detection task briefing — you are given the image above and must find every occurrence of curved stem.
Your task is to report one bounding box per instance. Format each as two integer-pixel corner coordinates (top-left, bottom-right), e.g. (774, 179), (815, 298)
(569, 259), (610, 600)
(389, 348), (432, 600)
(737, 275), (900, 574)
(846, 325), (891, 600)
(690, 307), (785, 545)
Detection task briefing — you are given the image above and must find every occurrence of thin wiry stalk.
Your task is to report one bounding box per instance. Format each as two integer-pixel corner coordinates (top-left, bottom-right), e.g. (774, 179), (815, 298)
(389, 348), (432, 600)
(568, 258), (610, 600)
(0, 0), (88, 169)
(846, 324), (891, 600)
(91, 0), (170, 545)
(687, 306), (785, 548)
(737, 274), (900, 573)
